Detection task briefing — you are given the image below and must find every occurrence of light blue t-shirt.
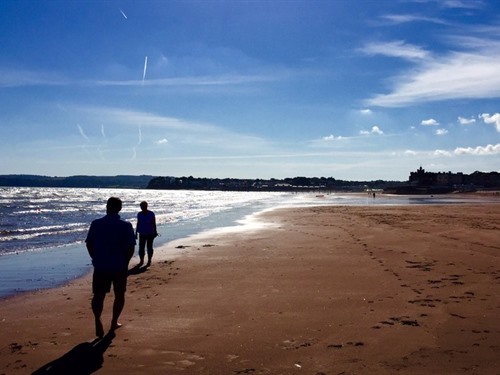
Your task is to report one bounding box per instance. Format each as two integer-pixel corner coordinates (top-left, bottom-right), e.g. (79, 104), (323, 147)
(136, 210), (156, 235)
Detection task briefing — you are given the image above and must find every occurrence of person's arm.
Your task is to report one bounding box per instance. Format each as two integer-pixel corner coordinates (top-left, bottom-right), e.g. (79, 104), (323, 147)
(127, 223), (136, 262)
(86, 223), (95, 259)
(153, 213), (158, 236)
(86, 242), (94, 259)
(135, 214), (139, 238)
(127, 245), (135, 261)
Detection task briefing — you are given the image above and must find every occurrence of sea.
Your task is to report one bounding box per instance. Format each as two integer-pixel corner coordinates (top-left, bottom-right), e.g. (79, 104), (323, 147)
(0, 186), (493, 299)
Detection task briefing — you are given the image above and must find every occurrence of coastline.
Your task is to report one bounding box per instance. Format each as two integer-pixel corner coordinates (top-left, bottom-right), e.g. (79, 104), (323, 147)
(1, 202), (499, 374)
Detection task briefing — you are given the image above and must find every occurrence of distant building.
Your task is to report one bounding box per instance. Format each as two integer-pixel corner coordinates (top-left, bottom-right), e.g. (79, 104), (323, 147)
(436, 171), (464, 186)
(465, 171), (500, 188)
(409, 167), (499, 189)
(409, 166), (437, 186)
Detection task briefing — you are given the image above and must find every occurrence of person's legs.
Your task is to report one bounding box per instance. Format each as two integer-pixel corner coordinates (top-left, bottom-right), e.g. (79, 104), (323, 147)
(92, 270), (111, 338)
(91, 293), (106, 338)
(138, 235), (146, 264)
(146, 235), (154, 265)
(110, 271), (128, 331)
(111, 291), (125, 331)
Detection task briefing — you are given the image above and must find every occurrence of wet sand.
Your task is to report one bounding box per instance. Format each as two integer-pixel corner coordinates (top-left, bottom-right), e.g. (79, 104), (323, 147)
(1, 203), (499, 374)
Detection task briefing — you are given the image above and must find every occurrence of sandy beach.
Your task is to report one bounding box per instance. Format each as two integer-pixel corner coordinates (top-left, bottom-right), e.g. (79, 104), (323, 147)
(1, 203), (499, 374)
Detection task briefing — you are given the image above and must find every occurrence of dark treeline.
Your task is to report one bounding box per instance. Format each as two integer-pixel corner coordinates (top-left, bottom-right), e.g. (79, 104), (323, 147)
(0, 174), (401, 191)
(2, 170), (498, 193)
(0, 175), (154, 189)
(147, 176), (402, 192)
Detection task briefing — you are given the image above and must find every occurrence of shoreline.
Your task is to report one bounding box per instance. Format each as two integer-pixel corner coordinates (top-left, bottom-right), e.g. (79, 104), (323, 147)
(0, 196), (285, 300)
(1, 202), (499, 374)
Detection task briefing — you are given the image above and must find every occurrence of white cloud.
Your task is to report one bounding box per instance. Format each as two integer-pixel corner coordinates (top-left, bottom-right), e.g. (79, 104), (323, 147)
(359, 108), (373, 115)
(322, 134), (344, 141)
(156, 138), (168, 144)
(458, 116), (476, 125)
(95, 74), (279, 88)
(433, 149), (452, 156)
(360, 40), (429, 60)
(78, 106), (211, 132)
(366, 40), (500, 107)
(404, 150), (418, 156)
(360, 126), (384, 135)
(442, 0), (485, 9)
(421, 118), (439, 126)
(0, 65), (280, 90)
(72, 105), (273, 153)
(480, 113), (500, 132)
(454, 143), (500, 155)
(436, 129), (448, 135)
(380, 14), (447, 25)
(0, 68), (68, 88)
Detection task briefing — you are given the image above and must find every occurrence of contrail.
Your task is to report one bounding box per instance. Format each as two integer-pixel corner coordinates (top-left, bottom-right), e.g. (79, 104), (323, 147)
(77, 124), (89, 141)
(131, 125), (142, 160)
(142, 56), (148, 84)
(100, 124), (107, 142)
(119, 9), (128, 19)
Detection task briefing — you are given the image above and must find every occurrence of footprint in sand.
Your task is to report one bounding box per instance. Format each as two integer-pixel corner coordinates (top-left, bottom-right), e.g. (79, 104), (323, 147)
(327, 341), (364, 349)
(375, 316), (420, 328)
(405, 260), (437, 271)
(9, 343), (23, 353)
(281, 338), (317, 350)
(235, 369), (256, 374)
(408, 298), (441, 307)
(226, 354), (239, 362)
(162, 351), (205, 370)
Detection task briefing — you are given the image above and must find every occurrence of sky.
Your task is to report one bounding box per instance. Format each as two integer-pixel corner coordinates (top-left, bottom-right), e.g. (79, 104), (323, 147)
(0, 0), (499, 181)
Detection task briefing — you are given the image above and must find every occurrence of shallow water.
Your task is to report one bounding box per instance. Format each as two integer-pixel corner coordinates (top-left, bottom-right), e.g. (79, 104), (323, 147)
(0, 188), (495, 298)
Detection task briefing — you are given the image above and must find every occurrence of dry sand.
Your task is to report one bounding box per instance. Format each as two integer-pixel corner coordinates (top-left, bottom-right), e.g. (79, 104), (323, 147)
(1, 203), (499, 374)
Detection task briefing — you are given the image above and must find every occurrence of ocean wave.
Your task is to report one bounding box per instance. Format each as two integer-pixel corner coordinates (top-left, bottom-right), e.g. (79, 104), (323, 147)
(0, 187), (286, 255)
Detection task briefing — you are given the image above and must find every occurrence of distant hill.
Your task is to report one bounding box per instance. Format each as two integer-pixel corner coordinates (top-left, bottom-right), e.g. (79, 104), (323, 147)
(0, 175), (155, 189)
(147, 176), (402, 192)
(2, 169), (497, 192)
(0, 174), (403, 191)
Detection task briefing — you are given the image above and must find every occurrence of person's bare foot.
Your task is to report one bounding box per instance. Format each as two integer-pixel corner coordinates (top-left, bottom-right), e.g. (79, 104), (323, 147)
(95, 319), (104, 338)
(110, 322), (123, 332)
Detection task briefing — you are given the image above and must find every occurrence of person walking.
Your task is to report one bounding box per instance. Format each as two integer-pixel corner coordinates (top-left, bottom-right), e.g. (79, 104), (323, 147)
(85, 197), (136, 338)
(135, 201), (158, 267)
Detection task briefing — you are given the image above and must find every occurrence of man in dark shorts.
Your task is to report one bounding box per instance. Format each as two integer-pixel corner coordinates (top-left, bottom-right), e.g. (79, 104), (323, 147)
(86, 197), (136, 338)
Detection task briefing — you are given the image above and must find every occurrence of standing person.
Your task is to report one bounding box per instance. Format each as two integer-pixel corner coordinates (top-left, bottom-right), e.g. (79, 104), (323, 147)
(85, 197), (136, 338)
(135, 201), (158, 267)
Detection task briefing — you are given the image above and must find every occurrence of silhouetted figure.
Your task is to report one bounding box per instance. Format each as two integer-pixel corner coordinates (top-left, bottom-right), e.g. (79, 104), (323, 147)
(85, 197), (135, 338)
(135, 201), (157, 267)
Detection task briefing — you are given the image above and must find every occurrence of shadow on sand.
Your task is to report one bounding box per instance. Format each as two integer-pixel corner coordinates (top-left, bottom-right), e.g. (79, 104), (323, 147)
(128, 264), (149, 276)
(32, 332), (115, 375)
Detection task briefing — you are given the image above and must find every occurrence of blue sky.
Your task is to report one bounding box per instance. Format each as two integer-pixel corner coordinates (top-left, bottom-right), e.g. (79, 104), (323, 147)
(1, 0), (499, 181)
